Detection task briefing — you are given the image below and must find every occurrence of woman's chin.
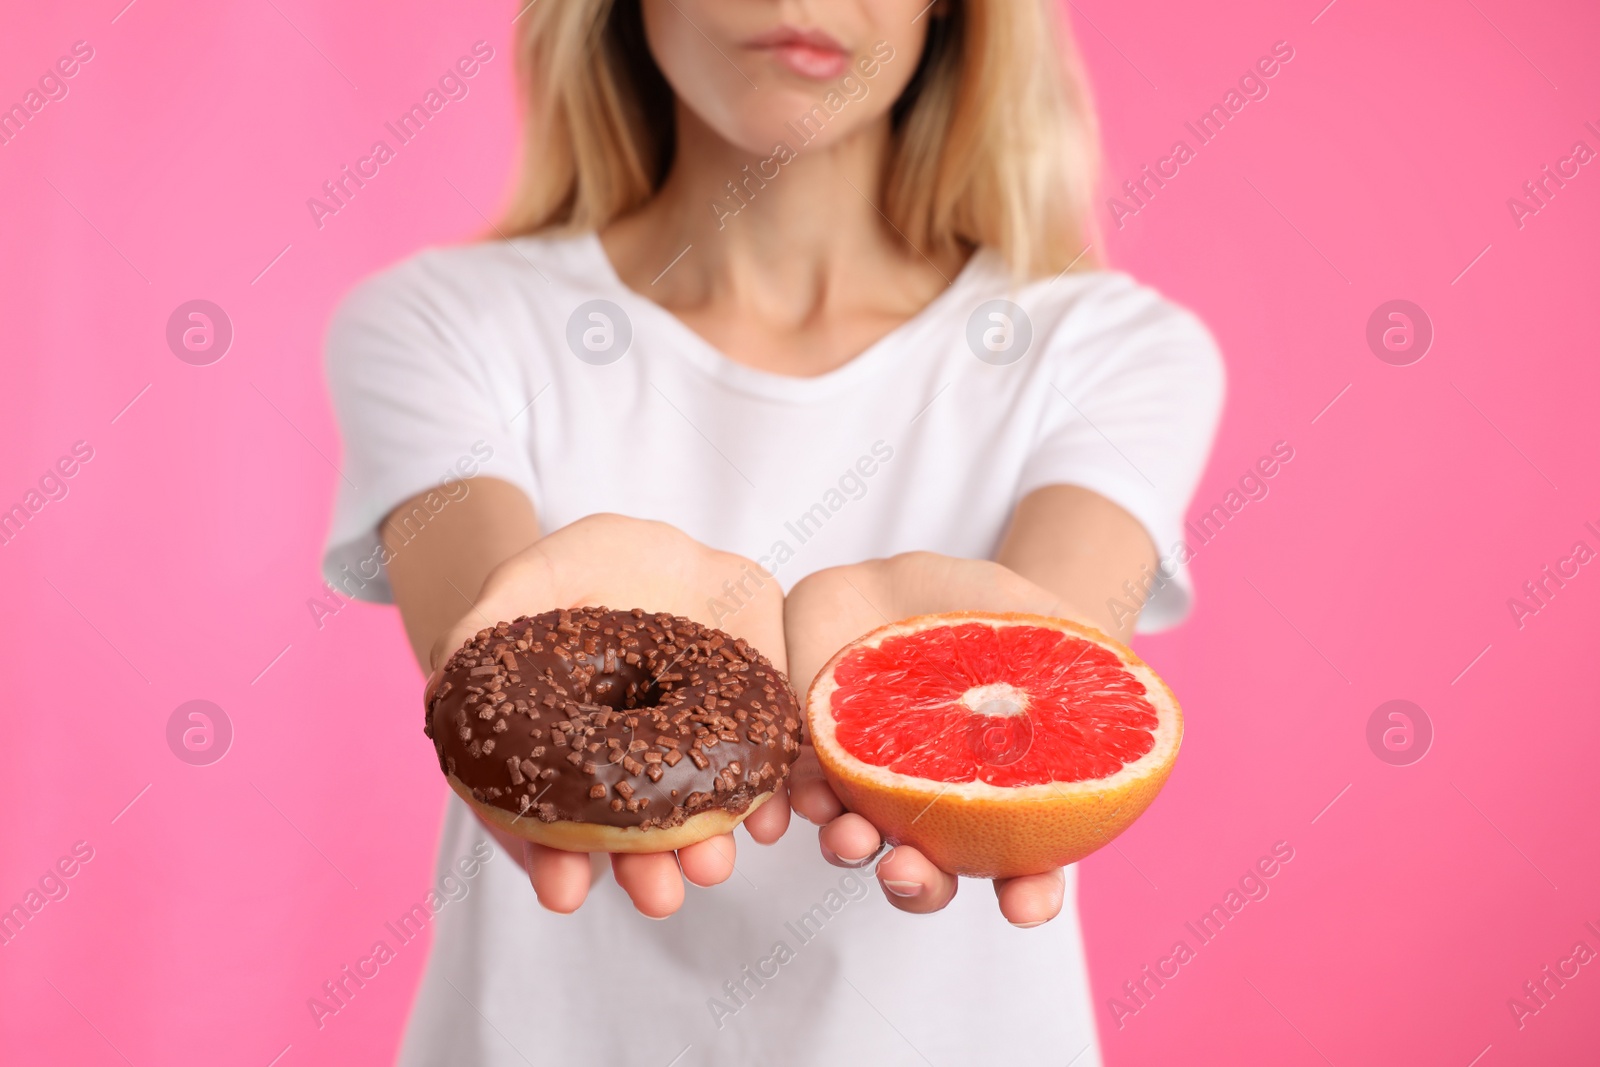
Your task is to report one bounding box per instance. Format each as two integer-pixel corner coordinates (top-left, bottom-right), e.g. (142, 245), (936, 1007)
(692, 102), (875, 160)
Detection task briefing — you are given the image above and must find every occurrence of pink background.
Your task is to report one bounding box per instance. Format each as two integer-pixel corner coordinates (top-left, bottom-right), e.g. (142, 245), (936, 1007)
(3, 0), (1597, 1064)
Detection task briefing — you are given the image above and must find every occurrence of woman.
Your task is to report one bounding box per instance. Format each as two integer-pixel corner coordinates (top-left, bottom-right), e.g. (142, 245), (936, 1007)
(322, 0), (1223, 1062)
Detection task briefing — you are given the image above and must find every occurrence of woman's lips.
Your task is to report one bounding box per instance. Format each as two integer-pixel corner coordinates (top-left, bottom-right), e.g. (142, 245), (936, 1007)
(744, 27), (850, 81)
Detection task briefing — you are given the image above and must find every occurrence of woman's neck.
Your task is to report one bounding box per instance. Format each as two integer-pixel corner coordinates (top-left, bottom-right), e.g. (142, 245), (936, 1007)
(599, 105), (967, 376)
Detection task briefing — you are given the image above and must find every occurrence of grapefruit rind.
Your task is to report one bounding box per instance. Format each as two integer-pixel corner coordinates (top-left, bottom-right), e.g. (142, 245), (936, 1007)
(806, 611), (1182, 879)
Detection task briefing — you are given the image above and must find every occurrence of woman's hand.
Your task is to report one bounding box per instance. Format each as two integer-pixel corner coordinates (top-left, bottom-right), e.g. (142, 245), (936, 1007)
(782, 552), (1084, 927)
(426, 512), (791, 919)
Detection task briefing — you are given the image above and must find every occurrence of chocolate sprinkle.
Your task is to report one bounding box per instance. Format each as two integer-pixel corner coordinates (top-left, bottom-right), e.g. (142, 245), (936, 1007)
(427, 607), (802, 830)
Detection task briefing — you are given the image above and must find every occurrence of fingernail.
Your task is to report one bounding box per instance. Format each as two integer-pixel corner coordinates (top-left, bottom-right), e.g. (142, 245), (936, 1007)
(821, 843), (874, 868)
(882, 880), (922, 897)
(1011, 919), (1049, 929)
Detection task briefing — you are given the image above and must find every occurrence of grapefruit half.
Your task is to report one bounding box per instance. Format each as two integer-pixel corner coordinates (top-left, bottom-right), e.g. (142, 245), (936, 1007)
(806, 612), (1181, 879)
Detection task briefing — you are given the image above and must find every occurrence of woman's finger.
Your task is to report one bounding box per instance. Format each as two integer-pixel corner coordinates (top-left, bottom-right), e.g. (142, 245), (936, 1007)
(525, 842), (593, 914)
(677, 834), (737, 887)
(993, 869), (1065, 927)
(874, 845), (959, 914)
(429, 614), (486, 675)
(742, 785), (791, 845)
(611, 851), (686, 918)
(817, 813), (882, 868)
(787, 751), (845, 825)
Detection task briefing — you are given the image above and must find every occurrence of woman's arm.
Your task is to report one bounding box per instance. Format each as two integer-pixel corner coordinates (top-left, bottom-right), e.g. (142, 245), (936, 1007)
(995, 484), (1159, 642)
(383, 476), (540, 670)
(784, 484), (1160, 926)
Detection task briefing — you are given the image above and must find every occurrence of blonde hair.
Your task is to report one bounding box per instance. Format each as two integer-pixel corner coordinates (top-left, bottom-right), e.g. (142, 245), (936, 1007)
(503, 0), (1101, 277)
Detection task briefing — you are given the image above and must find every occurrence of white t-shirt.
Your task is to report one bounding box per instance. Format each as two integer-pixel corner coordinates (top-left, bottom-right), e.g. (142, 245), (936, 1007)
(323, 233), (1223, 1067)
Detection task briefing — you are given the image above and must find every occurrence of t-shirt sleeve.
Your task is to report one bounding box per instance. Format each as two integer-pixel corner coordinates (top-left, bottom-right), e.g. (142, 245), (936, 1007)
(320, 255), (540, 604)
(1017, 280), (1226, 631)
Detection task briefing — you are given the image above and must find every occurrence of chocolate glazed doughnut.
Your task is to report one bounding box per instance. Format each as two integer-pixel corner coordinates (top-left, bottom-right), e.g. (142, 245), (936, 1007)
(426, 607), (803, 853)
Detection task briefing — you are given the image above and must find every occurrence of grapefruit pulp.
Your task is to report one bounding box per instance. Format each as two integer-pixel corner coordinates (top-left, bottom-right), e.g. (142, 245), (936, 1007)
(806, 612), (1181, 879)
